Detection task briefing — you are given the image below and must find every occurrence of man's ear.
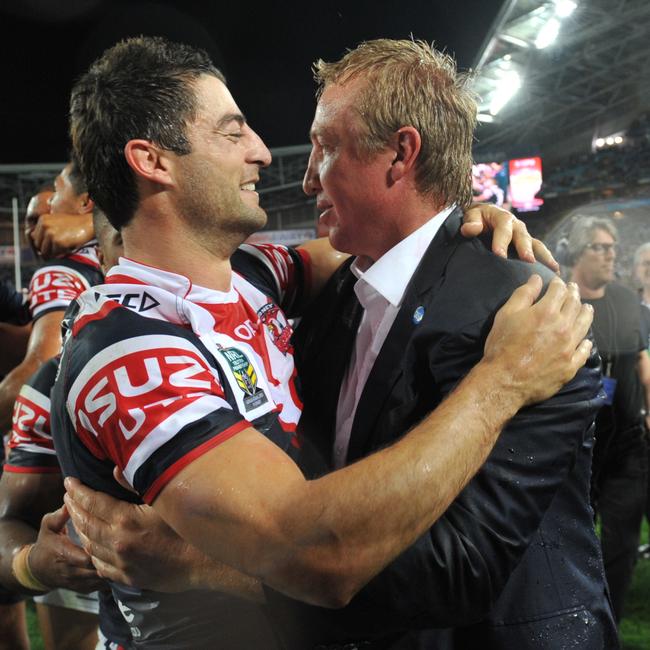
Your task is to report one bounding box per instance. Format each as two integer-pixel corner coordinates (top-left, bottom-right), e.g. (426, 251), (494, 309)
(389, 126), (421, 183)
(124, 139), (174, 187)
(78, 193), (94, 215)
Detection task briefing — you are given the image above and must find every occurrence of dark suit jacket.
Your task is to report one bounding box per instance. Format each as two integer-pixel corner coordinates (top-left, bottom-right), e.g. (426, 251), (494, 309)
(266, 210), (618, 650)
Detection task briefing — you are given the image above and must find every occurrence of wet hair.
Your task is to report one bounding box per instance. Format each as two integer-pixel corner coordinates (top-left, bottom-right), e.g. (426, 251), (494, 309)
(313, 38), (477, 208)
(67, 156), (88, 196)
(70, 35), (225, 230)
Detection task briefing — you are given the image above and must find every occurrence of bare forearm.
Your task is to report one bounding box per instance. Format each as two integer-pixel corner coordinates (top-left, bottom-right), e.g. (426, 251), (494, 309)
(184, 544), (264, 602)
(0, 519), (38, 591)
(164, 360), (521, 608)
(266, 361), (521, 605)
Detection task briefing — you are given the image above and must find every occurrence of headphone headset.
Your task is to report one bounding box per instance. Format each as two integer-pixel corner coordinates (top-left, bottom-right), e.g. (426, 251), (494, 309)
(554, 237), (576, 267)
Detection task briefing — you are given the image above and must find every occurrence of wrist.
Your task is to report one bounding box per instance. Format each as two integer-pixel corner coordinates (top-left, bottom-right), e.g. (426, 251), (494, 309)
(467, 359), (525, 419)
(11, 544), (49, 593)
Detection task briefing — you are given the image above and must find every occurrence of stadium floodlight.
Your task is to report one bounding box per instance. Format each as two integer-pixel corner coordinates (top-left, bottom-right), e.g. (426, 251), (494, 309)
(595, 138), (605, 147)
(614, 136), (623, 144)
(555, 0), (577, 18)
(489, 70), (522, 116)
(477, 113), (495, 123)
(535, 17), (561, 49)
(605, 136), (615, 145)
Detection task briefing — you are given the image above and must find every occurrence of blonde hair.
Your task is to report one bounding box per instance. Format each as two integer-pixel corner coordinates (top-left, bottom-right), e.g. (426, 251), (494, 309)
(313, 39), (477, 208)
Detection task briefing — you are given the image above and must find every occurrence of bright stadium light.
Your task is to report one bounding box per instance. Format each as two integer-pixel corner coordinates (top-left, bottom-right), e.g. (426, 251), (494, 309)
(535, 17), (561, 49)
(489, 70), (521, 115)
(555, 0), (577, 18)
(605, 136), (615, 145)
(614, 135), (623, 144)
(595, 138), (605, 147)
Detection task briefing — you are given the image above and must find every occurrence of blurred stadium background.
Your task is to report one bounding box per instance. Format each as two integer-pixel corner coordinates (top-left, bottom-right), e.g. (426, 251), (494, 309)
(3, 0), (650, 292)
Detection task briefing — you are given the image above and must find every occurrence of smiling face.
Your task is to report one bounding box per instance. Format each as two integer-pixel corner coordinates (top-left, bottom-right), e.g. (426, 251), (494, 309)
(302, 81), (398, 261)
(170, 75), (272, 249)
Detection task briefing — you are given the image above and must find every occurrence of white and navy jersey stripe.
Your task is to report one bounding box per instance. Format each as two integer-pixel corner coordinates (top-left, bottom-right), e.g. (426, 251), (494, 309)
(5, 357), (60, 474)
(28, 242), (103, 321)
(50, 244), (309, 648)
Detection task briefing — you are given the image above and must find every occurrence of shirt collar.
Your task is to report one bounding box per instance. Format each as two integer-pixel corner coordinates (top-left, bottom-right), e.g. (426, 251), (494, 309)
(106, 257), (238, 305)
(350, 205), (455, 308)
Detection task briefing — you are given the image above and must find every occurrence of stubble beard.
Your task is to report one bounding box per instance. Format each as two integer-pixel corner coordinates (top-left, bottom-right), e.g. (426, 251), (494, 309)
(177, 170), (267, 258)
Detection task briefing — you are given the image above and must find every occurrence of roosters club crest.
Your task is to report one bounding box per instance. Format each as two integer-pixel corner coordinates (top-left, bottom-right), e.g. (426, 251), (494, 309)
(257, 302), (292, 355)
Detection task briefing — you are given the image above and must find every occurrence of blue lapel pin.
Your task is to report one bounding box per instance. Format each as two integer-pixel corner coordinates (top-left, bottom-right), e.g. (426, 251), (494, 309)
(412, 305), (425, 324)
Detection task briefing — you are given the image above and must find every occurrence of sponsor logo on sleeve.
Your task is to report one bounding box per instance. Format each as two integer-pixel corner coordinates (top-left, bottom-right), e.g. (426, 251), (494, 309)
(29, 268), (88, 311)
(71, 341), (223, 462)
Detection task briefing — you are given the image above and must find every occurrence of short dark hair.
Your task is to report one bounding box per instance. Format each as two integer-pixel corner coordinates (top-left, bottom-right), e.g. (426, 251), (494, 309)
(70, 35), (225, 230)
(67, 156), (88, 195)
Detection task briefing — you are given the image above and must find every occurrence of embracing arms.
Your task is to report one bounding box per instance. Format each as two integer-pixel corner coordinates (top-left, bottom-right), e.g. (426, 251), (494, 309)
(67, 276), (592, 608)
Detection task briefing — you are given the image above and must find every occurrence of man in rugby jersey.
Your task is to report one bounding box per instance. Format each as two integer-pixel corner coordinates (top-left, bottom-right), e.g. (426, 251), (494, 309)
(0, 162), (103, 435)
(0, 210), (129, 650)
(56, 36), (593, 650)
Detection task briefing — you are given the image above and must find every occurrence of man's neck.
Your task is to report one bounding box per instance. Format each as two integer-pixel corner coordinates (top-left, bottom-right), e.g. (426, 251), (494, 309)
(576, 283), (607, 300)
(366, 198), (448, 263)
(121, 210), (235, 292)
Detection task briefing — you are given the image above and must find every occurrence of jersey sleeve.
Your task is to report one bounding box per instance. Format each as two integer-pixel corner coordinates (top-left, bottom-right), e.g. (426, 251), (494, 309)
(64, 332), (250, 504)
(28, 259), (101, 321)
(234, 244), (311, 315)
(5, 359), (60, 474)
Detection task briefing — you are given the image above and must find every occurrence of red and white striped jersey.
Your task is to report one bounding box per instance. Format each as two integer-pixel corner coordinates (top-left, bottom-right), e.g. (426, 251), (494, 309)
(5, 357), (60, 474)
(54, 245), (310, 504)
(28, 242), (103, 320)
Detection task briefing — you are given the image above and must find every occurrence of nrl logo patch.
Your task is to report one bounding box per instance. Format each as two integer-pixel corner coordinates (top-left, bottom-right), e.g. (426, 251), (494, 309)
(257, 302), (292, 355)
(219, 347), (268, 411)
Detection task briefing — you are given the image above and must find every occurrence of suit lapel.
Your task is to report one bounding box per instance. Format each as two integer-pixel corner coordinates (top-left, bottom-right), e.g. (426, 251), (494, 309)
(346, 210), (464, 462)
(293, 258), (363, 469)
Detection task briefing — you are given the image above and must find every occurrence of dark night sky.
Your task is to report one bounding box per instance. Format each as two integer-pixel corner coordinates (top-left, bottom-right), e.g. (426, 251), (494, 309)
(0, 0), (501, 163)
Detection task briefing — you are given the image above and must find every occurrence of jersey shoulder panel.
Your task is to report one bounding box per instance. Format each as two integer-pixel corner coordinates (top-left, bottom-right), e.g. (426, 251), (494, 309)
(234, 243), (309, 313)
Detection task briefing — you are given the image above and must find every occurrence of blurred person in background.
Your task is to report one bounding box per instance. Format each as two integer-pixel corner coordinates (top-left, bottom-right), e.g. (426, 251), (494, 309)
(568, 216), (650, 623)
(0, 162), (102, 436)
(0, 188), (52, 650)
(0, 172), (102, 650)
(0, 208), (130, 650)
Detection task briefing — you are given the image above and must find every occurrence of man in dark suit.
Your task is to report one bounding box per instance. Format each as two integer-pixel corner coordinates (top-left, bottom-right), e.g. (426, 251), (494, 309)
(278, 38), (618, 649)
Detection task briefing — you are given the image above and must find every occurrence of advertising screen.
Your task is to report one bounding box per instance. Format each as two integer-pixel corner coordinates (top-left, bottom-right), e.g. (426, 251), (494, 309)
(508, 157), (544, 211)
(472, 157), (544, 212)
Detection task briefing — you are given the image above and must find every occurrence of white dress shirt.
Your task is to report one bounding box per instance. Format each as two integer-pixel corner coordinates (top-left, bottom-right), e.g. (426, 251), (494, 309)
(333, 206), (455, 468)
